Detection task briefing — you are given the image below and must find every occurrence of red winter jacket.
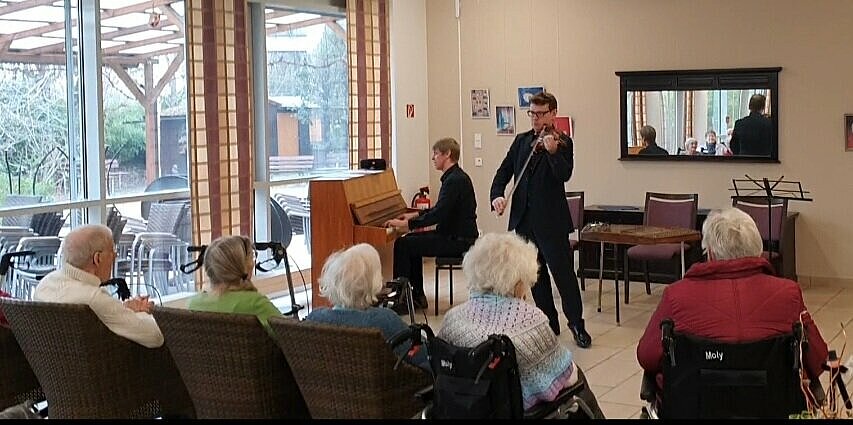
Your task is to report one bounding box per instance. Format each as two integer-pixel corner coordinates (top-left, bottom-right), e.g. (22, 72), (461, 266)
(637, 257), (828, 391)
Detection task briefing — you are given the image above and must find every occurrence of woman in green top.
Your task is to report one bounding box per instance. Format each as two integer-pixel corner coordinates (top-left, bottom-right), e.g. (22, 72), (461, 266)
(187, 235), (280, 332)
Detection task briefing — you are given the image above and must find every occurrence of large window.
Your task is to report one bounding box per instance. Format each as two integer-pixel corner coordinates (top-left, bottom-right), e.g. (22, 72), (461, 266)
(0, 0), (193, 297)
(264, 7), (348, 182)
(253, 3), (348, 277)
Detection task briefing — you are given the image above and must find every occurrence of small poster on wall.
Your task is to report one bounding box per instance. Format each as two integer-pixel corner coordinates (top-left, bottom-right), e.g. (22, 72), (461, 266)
(471, 89), (490, 119)
(517, 86), (545, 108)
(496, 106), (515, 136)
(846, 114), (853, 151)
(554, 116), (573, 138)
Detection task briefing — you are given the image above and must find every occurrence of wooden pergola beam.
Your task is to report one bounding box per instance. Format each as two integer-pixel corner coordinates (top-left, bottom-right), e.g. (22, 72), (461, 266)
(108, 63), (146, 104)
(0, 0), (55, 17)
(149, 49), (184, 100)
(267, 16), (337, 36)
(326, 21), (345, 40)
(0, 52), (143, 65)
(104, 32), (182, 54)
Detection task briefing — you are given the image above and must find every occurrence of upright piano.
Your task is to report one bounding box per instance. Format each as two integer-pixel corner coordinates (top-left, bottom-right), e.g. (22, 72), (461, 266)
(309, 169), (411, 308)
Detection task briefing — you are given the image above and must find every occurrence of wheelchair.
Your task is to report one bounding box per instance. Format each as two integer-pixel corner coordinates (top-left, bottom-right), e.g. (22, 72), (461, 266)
(640, 319), (816, 419)
(390, 324), (597, 419)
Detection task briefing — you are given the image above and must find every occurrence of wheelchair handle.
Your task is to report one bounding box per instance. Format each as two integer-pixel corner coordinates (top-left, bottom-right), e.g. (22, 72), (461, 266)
(387, 327), (416, 349)
(100, 277), (131, 301)
(0, 250), (34, 277)
(179, 245), (207, 274)
(254, 241), (286, 272)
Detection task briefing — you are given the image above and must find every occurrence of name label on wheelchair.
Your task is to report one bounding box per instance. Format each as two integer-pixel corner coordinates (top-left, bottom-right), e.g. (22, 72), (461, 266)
(705, 350), (724, 362)
(440, 359), (454, 371)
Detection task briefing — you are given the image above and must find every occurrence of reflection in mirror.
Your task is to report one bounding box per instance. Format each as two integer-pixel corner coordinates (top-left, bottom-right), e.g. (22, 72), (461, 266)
(626, 89), (772, 157)
(617, 67), (780, 162)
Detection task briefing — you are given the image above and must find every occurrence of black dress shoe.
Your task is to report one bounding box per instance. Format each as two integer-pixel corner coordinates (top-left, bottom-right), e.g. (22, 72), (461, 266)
(569, 322), (592, 349)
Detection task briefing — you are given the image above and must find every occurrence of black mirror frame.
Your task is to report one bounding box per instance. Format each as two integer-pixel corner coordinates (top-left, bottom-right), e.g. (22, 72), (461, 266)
(616, 67), (781, 163)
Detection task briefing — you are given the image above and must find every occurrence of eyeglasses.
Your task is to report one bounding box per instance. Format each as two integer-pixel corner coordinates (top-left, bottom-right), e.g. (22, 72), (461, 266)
(526, 109), (552, 118)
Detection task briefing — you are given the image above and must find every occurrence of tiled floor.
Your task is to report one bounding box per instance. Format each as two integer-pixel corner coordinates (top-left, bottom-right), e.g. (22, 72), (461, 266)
(271, 258), (853, 419)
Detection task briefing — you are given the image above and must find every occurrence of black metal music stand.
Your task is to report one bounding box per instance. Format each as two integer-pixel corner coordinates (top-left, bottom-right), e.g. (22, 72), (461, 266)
(729, 175), (812, 269)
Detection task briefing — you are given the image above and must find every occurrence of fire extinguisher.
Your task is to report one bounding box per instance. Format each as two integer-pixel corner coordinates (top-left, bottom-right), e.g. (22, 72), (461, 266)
(410, 186), (431, 233)
(411, 186), (431, 210)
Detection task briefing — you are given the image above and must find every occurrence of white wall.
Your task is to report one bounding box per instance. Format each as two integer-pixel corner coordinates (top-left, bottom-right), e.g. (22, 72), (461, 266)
(395, 0), (853, 281)
(390, 0), (431, 202)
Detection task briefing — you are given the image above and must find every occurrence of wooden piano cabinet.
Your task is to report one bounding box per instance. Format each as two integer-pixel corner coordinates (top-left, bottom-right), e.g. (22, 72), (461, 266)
(309, 169), (407, 308)
(579, 205), (799, 284)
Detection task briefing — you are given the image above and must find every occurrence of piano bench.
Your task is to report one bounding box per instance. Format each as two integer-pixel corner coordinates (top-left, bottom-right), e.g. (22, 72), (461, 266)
(434, 257), (463, 316)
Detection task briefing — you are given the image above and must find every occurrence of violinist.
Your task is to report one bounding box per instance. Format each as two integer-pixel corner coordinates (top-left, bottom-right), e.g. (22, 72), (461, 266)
(489, 91), (591, 348)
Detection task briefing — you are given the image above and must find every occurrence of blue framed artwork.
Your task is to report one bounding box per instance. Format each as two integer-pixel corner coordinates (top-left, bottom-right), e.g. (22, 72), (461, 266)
(496, 106), (515, 136)
(518, 86), (545, 108)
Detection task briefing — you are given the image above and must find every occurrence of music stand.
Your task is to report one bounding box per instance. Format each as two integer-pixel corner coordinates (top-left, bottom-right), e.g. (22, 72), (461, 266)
(729, 175), (812, 272)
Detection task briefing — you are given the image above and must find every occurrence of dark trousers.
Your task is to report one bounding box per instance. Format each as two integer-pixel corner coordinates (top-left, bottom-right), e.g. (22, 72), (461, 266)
(515, 218), (584, 335)
(392, 231), (474, 297)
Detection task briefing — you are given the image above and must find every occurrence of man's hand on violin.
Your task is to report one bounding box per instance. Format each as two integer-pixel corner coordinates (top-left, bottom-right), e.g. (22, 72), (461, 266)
(541, 133), (559, 154)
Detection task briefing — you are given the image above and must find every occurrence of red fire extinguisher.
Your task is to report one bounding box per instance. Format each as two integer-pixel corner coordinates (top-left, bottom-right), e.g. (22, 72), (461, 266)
(410, 186), (431, 233)
(411, 186), (431, 210)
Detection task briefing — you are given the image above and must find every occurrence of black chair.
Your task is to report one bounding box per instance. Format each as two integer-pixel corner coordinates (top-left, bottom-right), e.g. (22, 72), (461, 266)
(433, 257), (461, 316)
(565, 191), (585, 290)
(411, 324), (596, 419)
(640, 319), (808, 419)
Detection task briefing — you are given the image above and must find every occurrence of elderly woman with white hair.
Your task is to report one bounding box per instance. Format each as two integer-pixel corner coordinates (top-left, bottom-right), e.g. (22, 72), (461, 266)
(637, 208), (828, 403)
(304, 243), (429, 371)
(438, 232), (604, 417)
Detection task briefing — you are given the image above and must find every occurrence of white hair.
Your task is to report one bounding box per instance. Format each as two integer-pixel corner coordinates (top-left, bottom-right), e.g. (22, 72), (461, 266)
(61, 224), (113, 269)
(318, 243), (384, 309)
(701, 208), (763, 260)
(462, 232), (539, 297)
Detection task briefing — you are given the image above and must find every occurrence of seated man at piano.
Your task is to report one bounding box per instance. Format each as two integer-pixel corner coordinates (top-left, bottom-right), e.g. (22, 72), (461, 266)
(384, 137), (478, 310)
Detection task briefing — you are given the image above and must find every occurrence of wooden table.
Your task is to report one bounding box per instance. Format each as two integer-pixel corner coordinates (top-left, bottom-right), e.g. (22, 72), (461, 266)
(580, 224), (701, 324)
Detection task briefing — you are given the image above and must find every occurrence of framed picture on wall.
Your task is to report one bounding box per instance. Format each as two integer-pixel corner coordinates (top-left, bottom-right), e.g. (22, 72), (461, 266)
(496, 106), (515, 135)
(517, 86), (545, 108)
(554, 116), (573, 138)
(846, 114), (853, 151)
(471, 89), (490, 119)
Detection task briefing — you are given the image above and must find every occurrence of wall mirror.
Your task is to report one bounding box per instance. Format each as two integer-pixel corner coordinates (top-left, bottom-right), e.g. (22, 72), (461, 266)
(617, 68), (781, 162)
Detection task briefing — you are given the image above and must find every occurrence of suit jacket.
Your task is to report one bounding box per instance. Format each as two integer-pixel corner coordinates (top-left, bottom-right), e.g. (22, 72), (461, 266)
(729, 112), (772, 156)
(490, 129), (574, 236)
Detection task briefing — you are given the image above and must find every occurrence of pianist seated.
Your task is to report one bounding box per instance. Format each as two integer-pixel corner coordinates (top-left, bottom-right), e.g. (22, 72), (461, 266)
(305, 243), (430, 372)
(384, 137), (479, 310)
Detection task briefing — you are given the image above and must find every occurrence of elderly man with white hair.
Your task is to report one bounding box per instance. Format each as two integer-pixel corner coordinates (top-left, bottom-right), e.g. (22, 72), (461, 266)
(33, 224), (163, 348)
(637, 208), (828, 402)
(438, 232), (604, 417)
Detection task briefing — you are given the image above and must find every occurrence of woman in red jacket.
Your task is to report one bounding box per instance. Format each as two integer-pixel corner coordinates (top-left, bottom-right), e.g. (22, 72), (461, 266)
(637, 208), (828, 404)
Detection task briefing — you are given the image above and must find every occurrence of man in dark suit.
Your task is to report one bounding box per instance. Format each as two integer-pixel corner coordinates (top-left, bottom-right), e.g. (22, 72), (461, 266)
(729, 94), (772, 156)
(489, 92), (591, 348)
(385, 137), (478, 310)
(636, 125), (669, 156)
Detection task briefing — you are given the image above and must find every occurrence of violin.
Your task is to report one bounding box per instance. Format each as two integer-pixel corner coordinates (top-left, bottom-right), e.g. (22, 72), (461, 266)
(532, 124), (566, 153)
